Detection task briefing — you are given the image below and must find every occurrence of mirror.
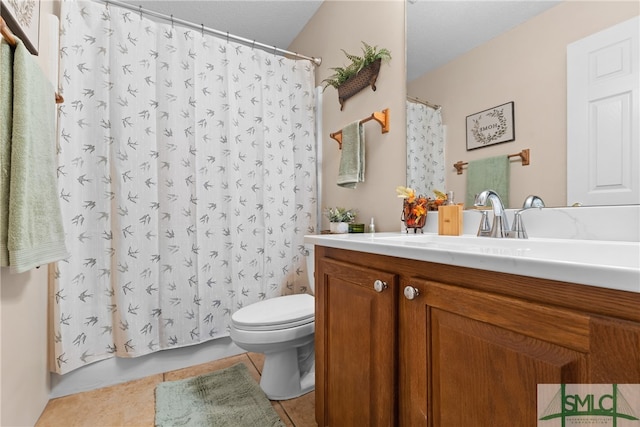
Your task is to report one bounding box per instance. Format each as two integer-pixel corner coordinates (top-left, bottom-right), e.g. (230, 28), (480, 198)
(405, 1), (639, 208)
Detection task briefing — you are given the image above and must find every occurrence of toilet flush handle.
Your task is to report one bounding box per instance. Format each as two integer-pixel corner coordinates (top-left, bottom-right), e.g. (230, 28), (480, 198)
(373, 279), (388, 293)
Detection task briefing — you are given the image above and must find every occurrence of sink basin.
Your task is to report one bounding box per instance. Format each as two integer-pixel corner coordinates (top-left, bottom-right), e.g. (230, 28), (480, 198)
(371, 234), (639, 270)
(304, 232), (640, 293)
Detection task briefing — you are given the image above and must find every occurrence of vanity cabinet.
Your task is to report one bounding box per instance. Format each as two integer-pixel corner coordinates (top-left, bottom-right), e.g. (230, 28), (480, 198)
(315, 257), (399, 426)
(314, 246), (640, 427)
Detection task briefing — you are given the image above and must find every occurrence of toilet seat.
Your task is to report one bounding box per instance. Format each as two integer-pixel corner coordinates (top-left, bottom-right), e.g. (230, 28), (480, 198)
(231, 294), (314, 331)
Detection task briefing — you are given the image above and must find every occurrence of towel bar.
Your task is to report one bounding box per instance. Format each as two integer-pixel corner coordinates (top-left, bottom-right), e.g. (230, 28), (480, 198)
(1, 17), (64, 104)
(330, 108), (390, 149)
(454, 148), (530, 175)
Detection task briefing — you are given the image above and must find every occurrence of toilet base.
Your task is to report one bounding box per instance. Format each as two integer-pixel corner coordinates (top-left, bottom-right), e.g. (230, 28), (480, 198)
(259, 341), (315, 400)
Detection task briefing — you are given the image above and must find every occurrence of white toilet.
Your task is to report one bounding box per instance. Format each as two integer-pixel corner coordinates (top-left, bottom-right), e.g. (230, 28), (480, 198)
(229, 244), (315, 400)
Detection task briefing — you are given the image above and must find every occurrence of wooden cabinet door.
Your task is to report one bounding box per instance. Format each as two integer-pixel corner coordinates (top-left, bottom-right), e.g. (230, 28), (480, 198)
(316, 257), (398, 427)
(589, 315), (640, 383)
(414, 279), (591, 427)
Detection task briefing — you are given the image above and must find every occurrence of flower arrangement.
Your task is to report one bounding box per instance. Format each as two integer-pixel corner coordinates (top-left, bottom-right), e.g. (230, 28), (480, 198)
(396, 187), (428, 229)
(396, 187), (449, 231)
(324, 207), (357, 223)
(427, 189), (448, 211)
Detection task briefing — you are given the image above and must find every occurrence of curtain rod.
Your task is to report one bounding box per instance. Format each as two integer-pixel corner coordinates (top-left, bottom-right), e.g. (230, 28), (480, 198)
(407, 96), (440, 110)
(96, 0), (322, 66)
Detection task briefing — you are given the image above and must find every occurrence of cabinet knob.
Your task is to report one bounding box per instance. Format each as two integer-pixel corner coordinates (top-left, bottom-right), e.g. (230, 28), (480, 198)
(404, 286), (420, 300)
(373, 279), (388, 293)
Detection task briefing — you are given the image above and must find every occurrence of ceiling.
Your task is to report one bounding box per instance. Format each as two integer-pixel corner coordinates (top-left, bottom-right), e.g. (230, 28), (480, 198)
(126, 1), (324, 53)
(406, 0), (561, 81)
(123, 0), (561, 82)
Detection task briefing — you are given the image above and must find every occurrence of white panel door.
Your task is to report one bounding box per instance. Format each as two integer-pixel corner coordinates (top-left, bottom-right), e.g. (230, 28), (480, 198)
(567, 16), (639, 206)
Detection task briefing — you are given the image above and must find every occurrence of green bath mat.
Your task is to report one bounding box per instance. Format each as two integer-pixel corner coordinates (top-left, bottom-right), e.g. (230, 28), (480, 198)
(155, 363), (285, 427)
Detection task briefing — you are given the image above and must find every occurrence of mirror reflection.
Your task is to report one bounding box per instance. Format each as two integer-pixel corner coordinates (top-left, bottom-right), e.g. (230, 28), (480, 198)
(406, 99), (444, 199)
(406, 1), (639, 208)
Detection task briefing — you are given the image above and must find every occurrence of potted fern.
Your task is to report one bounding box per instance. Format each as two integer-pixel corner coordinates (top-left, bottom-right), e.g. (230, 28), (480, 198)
(322, 42), (392, 110)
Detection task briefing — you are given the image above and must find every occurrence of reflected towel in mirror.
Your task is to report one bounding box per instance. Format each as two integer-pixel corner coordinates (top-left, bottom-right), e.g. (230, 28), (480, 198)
(465, 155), (510, 208)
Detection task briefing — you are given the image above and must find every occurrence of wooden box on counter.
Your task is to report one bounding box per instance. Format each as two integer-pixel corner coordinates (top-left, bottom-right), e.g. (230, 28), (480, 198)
(438, 204), (464, 235)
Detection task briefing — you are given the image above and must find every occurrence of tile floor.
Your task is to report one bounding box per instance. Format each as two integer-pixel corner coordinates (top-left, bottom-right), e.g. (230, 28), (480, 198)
(35, 352), (317, 427)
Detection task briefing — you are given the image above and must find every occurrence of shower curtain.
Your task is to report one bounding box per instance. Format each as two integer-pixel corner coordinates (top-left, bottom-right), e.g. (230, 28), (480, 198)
(52, 1), (317, 374)
(406, 101), (444, 196)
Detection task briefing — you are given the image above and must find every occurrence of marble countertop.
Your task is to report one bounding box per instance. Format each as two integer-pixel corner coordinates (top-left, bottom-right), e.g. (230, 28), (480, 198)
(304, 232), (640, 294)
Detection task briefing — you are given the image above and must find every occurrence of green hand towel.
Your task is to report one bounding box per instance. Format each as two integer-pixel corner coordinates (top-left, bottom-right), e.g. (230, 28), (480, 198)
(6, 39), (68, 273)
(465, 155), (510, 208)
(0, 39), (13, 266)
(337, 120), (365, 189)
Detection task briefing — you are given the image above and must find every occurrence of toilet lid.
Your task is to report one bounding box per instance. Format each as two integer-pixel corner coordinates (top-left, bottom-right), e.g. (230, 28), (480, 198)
(232, 294), (314, 331)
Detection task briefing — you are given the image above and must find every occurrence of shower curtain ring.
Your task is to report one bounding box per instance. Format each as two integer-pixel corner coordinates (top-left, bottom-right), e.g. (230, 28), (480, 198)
(170, 14), (174, 28)
(226, 31), (229, 43)
(273, 45), (277, 55)
(138, 5), (142, 19)
(251, 40), (255, 50)
(201, 24), (204, 36)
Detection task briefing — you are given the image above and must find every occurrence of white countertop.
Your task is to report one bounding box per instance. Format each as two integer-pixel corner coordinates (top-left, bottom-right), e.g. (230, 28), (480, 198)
(304, 232), (640, 294)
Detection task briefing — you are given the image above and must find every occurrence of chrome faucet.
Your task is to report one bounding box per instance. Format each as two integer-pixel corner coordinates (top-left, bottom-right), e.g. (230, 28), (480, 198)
(509, 195), (545, 239)
(522, 195), (545, 209)
(473, 190), (509, 238)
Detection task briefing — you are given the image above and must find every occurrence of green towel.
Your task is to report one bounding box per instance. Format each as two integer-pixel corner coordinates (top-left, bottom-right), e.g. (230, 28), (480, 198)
(5, 39), (68, 273)
(337, 120), (365, 189)
(0, 39), (13, 266)
(465, 155), (510, 208)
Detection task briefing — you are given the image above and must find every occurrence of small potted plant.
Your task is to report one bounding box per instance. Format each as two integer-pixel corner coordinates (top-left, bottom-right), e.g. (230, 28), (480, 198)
(322, 41), (392, 110)
(325, 207), (357, 234)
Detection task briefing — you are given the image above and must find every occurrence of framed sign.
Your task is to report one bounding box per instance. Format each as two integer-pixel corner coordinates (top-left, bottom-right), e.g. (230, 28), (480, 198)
(0, 0), (40, 55)
(466, 101), (515, 150)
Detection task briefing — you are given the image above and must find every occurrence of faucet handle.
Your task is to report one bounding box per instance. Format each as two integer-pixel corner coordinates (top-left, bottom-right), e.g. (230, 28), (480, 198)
(522, 195), (545, 209)
(509, 195), (545, 239)
(473, 209), (491, 237)
(509, 211), (528, 239)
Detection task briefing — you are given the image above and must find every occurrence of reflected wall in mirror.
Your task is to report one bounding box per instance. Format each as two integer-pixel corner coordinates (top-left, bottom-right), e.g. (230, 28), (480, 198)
(406, 1), (640, 208)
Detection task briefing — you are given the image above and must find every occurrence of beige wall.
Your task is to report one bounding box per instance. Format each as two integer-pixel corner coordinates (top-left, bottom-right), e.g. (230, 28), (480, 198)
(1, 268), (50, 426)
(408, 1), (640, 208)
(290, 0), (407, 232)
(8, 1), (634, 424)
(0, 2), (407, 423)
(1, 2), (58, 425)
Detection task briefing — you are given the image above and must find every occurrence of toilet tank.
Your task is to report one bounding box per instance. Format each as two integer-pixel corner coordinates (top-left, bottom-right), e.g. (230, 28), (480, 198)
(305, 243), (315, 293)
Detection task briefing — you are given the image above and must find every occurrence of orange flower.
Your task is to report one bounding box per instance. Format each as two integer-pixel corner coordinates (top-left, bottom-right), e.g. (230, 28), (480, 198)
(412, 201), (427, 219)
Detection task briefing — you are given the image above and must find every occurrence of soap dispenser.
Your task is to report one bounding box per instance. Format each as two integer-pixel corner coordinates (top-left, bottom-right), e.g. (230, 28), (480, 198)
(369, 217), (375, 233)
